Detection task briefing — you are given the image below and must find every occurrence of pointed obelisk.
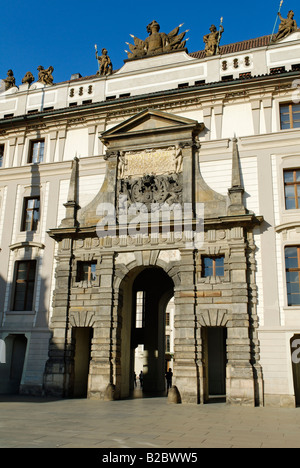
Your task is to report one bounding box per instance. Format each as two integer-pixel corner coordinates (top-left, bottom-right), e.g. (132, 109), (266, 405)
(60, 156), (80, 228)
(227, 138), (247, 215)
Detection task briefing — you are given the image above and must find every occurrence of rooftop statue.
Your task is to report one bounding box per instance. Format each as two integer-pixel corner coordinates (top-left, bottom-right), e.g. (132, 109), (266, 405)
(3, 69), (16, 91)
(95, 47), (113, 76)
(37, 65), (54, 85)
(203, 21), (224, 57)
(272, 10), (298, 42)
(126, 20), (188, 59)
(22, 71), (35, 85)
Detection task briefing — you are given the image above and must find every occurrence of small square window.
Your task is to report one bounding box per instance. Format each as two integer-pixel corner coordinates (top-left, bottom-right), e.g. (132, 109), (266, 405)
(202, 256), (225, 277)
(76, 261), (97, 283)
(28, 139), (45, 164)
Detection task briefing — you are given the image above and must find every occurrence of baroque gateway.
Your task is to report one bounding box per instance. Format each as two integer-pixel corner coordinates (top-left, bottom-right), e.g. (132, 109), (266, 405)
(0, 14), (300, 407)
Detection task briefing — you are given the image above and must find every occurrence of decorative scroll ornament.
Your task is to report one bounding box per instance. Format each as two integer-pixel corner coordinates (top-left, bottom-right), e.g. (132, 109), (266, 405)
(125, 20), (189, 59)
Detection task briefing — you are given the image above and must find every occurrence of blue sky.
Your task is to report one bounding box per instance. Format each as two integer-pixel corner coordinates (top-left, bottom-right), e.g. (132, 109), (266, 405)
(0, 0), (299, 85)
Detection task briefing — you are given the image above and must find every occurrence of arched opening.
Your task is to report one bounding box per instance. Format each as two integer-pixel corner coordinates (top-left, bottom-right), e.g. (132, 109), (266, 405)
(117, 266), (174, 399)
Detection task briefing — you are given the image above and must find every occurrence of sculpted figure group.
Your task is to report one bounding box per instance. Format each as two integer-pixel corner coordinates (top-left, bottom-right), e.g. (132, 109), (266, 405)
(126, 20), (188, 59)
(1, 66), (54, 91)
(1, 9), (299, 92)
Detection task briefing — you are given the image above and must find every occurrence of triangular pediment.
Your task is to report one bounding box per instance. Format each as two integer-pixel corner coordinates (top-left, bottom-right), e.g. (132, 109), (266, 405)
(101, 108), (201, 140)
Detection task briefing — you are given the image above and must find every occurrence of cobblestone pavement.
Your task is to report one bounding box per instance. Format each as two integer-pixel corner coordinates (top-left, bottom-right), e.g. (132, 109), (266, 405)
(0, 395), (300, 448)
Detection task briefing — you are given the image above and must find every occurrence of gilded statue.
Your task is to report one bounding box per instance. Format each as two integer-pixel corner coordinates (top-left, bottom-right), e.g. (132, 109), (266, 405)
(3, 69), (16, 91)
(272, 10), (298, 42)
(22, 71), (35, 85)
(126, 20), (188, 59)
(203, 22), (224, 57)
(37, 65), (54, 85)
(95, 47), (113, 76)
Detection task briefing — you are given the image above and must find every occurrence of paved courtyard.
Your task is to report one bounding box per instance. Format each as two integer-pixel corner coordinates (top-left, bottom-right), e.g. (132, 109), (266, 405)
(0, 395), (300, 448)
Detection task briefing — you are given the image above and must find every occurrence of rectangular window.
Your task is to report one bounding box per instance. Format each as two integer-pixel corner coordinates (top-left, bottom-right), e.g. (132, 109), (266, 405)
(13, 260), (36, 311)
(202, 256), (225, 277)
(280, 103), (300, 130)
(76, 261), (97, 283)
(135, 291), (146, 328)
(0, 144), (4, 168)
(21, 197), (40, 232)
(284, 169), (300, 210)
(285, 247), (300, 306)
(166, 335), (170, 353)
(28, 139), (45, 163)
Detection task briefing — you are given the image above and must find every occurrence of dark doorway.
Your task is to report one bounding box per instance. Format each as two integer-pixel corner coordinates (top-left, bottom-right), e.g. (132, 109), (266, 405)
(202, 327), (227, 402)
(73, 327), (93, 397)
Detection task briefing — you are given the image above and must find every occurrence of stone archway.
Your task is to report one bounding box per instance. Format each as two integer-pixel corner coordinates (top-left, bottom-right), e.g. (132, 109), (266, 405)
(113, 258), (177, 400)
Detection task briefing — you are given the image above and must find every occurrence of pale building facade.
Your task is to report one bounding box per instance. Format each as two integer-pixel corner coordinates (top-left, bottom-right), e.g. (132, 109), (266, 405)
(0, 18), (300, 406)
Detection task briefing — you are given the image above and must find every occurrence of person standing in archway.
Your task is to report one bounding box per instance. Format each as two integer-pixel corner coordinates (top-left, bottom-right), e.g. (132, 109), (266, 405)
(165, 368), (173, 394)
(139, 371), (143, 389)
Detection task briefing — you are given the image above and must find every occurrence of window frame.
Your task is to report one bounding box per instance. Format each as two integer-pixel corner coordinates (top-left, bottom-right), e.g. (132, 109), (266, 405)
(285, 246), (300, 307)
(76, 261), (97, 283)
(12, 260), (37, 311)
(28, 139), (45, 164)
(202, 255), (225, 278)
(284, 168), (300, 210)
(280, 103), (300, 130)
(21, 196), (40, 232)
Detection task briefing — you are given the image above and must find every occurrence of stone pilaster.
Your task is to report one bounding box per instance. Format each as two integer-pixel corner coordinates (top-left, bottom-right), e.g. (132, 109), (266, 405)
(173, 249), (199, 403)
(43, 239), (75, 397)
(88, 252), (115, 399)
(226, 230), (255, 406)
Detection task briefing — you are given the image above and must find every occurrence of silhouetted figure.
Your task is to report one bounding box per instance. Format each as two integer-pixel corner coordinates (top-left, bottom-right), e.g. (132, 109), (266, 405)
(134, 372), (137, 387)
(139, 371), (143, 388)
(165, 368), (173, 394)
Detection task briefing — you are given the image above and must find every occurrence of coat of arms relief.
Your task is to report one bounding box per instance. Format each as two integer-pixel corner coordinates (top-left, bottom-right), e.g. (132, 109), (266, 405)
(117, 145), (183, 212)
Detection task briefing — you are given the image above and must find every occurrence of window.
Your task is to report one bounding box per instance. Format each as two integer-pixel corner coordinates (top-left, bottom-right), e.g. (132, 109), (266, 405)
(28, 139), (45, 163)
(280, 103), (300, 130)
(202, 256), (225, 277)
(0, 144), (4, 168)
(13, 261), (36, 311)
(76, 261), (97, 283)
(135, 291), (145, 328)
(285, 247), (300, 306)
(21, 197), (40, 232)
(284, 169), (300, 209)
(166, 335), (171, 353)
